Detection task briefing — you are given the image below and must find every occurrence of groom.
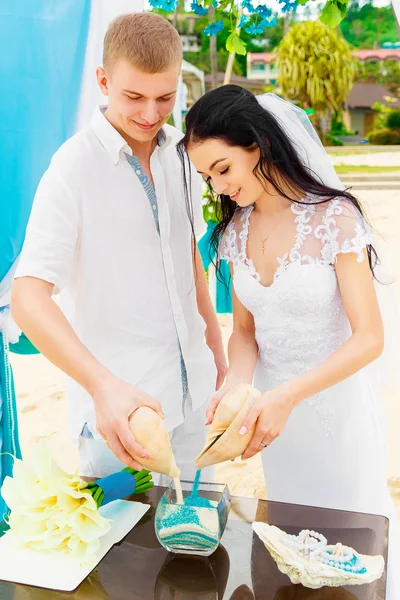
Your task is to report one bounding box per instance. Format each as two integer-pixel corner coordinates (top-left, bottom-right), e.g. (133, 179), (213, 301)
(11, 13), (226, 478)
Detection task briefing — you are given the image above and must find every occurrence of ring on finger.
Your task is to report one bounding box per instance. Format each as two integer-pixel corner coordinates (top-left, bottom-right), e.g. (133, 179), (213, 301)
(259, 441), (268, 449)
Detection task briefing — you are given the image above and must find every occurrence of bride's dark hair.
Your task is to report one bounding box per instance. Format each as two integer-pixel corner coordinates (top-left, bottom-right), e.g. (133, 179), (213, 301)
(177, 84), (378, 276)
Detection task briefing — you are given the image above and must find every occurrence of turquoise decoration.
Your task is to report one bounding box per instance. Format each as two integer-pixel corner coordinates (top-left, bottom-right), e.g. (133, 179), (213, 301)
(150, 0), (347, 53)
(324, 549), (367, 574)
(0, 331), (22, 524)
(265, 16), (278, 27)
(280, 0), (299, 12)
(149, 0), (179, 11)
(95, 471), (137, 506)
(257, 4), (273, 16)
(9, 333), (40, 356)
(198, 221), (232, 315)
(204, 20), (224, 36)
(190, 0), (208, 15)
(239, 15), (251, 26)
(241, 0), (257, 13)
(245, 21), (267, 34)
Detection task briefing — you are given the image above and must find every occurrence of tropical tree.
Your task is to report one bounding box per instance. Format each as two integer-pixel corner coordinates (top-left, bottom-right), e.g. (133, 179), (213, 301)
(340, 0), (399, 49)
(276, 20), (357, 142)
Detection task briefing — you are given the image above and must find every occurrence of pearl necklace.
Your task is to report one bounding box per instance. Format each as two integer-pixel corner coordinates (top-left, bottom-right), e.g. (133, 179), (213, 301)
(282, 530), (367, 575)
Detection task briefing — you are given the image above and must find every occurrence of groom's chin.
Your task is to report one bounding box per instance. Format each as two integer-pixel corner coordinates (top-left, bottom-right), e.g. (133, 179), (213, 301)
(125, 121), (163, 143)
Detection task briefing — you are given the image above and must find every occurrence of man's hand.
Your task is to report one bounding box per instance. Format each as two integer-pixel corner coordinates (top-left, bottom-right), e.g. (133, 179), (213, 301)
(92, 373), (164, 470)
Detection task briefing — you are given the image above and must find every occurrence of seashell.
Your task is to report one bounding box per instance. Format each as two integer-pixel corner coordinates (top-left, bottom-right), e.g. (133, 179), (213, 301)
(252, 522), (385, 589)
(195, 383), (262, 469)
(128, 407), (180, 478)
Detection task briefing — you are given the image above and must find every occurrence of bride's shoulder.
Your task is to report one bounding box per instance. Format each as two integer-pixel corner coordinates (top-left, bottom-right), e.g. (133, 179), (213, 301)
(310, 195), (365, 224)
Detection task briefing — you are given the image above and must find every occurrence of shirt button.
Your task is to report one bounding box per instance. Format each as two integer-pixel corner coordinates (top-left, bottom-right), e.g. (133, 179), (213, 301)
(152, 205), (157, 211)
(136, 169), (141, 175)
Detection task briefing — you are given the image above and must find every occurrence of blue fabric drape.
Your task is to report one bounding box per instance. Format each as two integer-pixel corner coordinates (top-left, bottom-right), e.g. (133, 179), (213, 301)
(198, 221), (232, 314)
(0, 0), (91, 524)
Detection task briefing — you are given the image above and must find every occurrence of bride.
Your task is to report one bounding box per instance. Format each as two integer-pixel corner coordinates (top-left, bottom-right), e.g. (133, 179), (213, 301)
(178, 85), (399, 598)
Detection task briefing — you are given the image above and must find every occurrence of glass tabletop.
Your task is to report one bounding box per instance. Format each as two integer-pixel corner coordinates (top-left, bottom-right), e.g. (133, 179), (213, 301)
(0, 485), (388, 600)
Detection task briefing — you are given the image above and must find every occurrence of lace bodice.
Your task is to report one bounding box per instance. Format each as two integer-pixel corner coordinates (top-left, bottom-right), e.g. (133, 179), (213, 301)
(220, 197), (374, 433)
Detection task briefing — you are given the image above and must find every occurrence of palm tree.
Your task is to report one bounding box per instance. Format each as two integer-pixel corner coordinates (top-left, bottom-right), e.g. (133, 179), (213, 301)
(276, 21), (357, 142)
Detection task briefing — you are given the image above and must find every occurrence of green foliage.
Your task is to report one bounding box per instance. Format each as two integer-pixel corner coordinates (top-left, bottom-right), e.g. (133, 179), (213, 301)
(183, 11), (283, 76)
(331, 116), (355, 137)
(203, 199), (219, 223)
(325, 133), (345, 145)
(152, 0), (398, 57)
(276, 21), (356, 114)
(367, 128), (400, 145)
(386, 109), (400, 130)
(226, 32), (247, 56)
(372, 102), (400, 131)
(340, 0), (399, 49)
(356, 59), (400, 96)
(321, 0), (349, 29)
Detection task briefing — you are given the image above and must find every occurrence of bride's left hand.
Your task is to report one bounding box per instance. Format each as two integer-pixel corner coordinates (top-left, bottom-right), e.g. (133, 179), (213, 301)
(239, 389), (294, 459)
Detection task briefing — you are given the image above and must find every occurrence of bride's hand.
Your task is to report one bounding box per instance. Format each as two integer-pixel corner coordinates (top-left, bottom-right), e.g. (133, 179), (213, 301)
(205, 376), (246, 425)
(239, 389), (295, 459)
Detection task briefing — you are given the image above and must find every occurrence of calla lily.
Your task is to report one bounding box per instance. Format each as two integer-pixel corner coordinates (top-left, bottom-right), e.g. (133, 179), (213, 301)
(67, 504), (111, 543)
(1, 438), (153, 562)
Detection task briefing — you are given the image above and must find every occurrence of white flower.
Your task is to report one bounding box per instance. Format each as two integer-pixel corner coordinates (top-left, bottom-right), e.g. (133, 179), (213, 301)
(2, 439), (111, 562)
(68, 503), (111, 543)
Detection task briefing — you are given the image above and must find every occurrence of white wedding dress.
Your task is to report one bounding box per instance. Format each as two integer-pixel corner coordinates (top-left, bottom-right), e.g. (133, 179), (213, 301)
(221, 196), (400, 598)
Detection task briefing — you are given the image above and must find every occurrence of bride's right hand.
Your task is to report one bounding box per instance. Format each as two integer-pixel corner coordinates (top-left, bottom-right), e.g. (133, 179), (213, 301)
(205, 377), (246, 425)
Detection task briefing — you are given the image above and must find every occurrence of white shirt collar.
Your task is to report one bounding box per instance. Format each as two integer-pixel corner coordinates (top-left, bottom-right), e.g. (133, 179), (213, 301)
(90, 106), (172, 164)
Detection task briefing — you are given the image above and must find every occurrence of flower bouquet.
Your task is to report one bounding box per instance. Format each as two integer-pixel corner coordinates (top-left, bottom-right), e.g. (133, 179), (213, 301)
(1, 439), (153, 564)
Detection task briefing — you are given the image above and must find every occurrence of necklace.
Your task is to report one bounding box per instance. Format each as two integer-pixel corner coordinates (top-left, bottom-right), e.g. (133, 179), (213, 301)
(260, 210), (288, 255)
(282, 530), (367, 574)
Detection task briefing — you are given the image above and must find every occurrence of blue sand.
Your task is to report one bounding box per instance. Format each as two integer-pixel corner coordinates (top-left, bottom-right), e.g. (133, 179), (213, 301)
(156, 470), (220, 550)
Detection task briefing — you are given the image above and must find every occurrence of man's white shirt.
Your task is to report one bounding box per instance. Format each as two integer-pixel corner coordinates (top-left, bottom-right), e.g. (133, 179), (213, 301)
(16, 106), (217, 443)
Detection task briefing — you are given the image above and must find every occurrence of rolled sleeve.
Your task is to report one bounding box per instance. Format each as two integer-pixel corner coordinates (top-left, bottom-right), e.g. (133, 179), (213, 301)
(15, 167), (79, 293)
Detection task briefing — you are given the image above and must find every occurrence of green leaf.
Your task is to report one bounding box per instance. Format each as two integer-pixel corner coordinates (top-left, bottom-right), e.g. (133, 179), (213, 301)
(226, 32), (247, 55)
(320, 0), (344, 28)
(337, 0), (349, 18)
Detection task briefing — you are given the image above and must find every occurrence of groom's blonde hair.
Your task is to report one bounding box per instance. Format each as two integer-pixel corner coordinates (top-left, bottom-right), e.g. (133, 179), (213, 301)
(103, 13), (183, 73)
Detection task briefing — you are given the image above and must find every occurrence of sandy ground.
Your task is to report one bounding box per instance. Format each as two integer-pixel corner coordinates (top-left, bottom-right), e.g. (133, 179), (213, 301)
(9, 181), (400, 520)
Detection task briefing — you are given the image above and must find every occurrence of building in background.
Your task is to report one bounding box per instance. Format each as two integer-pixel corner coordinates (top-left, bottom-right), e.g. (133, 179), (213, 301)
(205, 72), (267, 95)
(343, 82), (400, 136)
(247, 48), (400, 83)
(246, 48), (400, 137)
(247, 52), (278, 87)
(182, 60), (205, 107)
